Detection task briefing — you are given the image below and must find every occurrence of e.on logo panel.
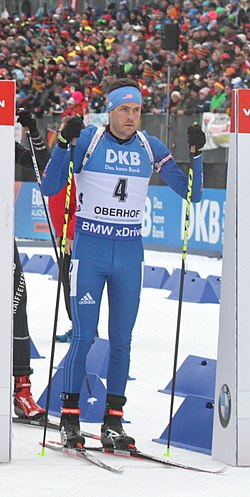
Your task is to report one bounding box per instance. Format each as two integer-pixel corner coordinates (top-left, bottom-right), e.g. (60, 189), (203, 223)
(238, 89), (250, 133)
(0, 81), (15, 126)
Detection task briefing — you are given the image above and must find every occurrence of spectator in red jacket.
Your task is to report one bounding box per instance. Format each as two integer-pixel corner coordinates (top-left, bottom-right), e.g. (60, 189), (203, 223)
(49, 182), (77, 343)
(48, 115), (78, 342)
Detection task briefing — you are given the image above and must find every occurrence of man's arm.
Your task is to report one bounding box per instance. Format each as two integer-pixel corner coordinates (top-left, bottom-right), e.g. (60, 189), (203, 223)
(41, 118), (92, 197)
(15, 109), (50, 171)
(148, 124), (205, 202)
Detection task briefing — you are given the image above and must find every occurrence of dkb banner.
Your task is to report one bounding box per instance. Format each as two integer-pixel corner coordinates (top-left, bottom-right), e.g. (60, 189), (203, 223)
(142, 186), (225, 256)
(15, 182), (50, 240)
(14, 182), (226, 256)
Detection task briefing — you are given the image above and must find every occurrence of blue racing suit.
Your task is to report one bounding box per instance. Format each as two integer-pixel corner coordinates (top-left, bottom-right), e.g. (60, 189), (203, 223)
(41, 125), (203, 397)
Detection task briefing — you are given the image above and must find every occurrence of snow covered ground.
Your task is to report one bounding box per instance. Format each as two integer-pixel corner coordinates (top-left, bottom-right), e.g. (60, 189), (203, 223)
(1, 245), (250, 497)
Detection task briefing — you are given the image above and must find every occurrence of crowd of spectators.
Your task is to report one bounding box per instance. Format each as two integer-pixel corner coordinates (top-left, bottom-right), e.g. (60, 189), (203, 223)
(0, 0), (249, 123)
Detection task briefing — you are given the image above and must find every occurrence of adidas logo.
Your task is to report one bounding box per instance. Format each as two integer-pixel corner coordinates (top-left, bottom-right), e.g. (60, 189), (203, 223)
(79, 292), (96, 305)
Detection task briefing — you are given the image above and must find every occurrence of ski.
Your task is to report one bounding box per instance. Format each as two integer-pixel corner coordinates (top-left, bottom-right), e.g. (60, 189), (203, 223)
(13, 417), (100, 440)
(15, 417), (227, 474)
(41, 440), (124, 474)
(83, 446), (226, 474)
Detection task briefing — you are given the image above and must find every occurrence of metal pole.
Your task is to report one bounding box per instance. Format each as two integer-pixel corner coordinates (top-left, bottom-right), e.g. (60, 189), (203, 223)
(166, 63), (171, 146)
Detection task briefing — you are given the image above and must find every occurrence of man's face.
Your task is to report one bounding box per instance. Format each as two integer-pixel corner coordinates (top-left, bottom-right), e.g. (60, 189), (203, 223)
(109, 101), (141, 140)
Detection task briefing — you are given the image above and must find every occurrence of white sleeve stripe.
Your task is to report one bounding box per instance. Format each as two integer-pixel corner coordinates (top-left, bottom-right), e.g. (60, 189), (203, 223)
(154, 154), (173, 172)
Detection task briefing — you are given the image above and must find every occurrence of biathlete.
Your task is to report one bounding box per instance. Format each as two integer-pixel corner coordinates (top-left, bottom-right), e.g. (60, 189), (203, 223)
(41, 78), (206, 449)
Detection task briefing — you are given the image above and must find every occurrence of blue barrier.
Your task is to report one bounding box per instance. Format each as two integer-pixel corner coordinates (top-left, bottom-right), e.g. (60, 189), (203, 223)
(19, 252), (29, 268)
(47, 261), (59, 280)
(24, 254), (55, 274)
(158, 355), (216, 399)
(30, 337), (45, 359)
(153, 395), (214, 454)
(162, 268), (200, 291)
(167, 277), (219, 303)
(37, 369), (107, 422)
(143, 265), (170, 289)
(206, 275), (221, 301)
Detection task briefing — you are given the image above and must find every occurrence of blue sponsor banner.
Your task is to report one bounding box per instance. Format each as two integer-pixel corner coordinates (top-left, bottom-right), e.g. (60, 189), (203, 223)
(142, 186), (225, 256)
(15, 182), (50, 240)
(14, 182), (226, 255)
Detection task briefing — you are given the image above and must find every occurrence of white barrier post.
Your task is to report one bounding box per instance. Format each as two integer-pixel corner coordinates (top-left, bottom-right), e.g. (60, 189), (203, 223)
(0, 80), (15, 462)
(212, 89), (250, 466)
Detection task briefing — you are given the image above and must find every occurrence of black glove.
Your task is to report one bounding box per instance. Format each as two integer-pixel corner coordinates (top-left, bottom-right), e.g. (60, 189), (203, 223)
(58, 116), (83, 148)
(187, 123), (206, 156)
(17, 108), (38, 136)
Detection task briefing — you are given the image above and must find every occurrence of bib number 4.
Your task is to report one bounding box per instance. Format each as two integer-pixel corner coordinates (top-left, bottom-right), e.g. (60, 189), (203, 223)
(113, 178), (128, 202)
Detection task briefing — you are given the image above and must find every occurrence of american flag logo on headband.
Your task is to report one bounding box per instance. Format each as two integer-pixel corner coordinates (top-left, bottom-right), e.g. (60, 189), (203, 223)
(122, 94), (133, 99)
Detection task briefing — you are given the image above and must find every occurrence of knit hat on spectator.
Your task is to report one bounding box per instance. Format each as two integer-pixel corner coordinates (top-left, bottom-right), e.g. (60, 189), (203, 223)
(199, 87), (210, 97)
(237, 34), (247, 44)
(223, 67), (236, 77)
(214, 81), (225, 91)
(84, 73), (97, 80)
(141, 85), (151, 96)
(62, 91), (71, 99)
(221, 53), (231, 61)
(231, 76), (245, 88)
(142, 60), (153, 66)
(72, 90), (83, 103)
(56, 56), (66, 65)
(207, 10), (218, 20)
(67, 97), (75, 105)
(202, 42), (212, 52)
(180, 75), (188, 82)
(12, 68), (24, 80)
(60, 29), (70, 38)
(48, 58), (57, 65)
(124, 62), (133, 74)
(92, 85), (102, 95)
(171, 91), (181, 100)
(189, 7), (199, 17)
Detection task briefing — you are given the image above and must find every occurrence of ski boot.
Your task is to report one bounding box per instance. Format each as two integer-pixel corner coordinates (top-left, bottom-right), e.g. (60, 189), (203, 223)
(14, 375), (46, 419)
(56, 326), (72, 343)
(60, 393), (85, 448)
(101, 394), (136, 450)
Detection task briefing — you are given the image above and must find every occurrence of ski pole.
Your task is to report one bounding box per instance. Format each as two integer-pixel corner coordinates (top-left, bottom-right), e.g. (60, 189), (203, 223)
(165, 144), (196, 456)
(25, 130), (59, 264)
(84, 372), (98, 405)
(39, 140), (76, 455)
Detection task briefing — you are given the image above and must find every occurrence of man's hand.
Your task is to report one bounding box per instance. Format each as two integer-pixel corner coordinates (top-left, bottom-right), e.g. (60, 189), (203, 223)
(58, 116), (84, 148)
(65, 238), (73, 255)
(187, 123), (206, 155)
(17, 108), (38, 134)
(57, 236), (73, 254)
